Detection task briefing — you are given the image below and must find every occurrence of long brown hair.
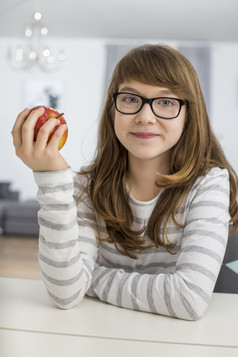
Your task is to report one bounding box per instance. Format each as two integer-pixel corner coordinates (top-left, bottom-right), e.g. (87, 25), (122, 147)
(79, 44), (238, 259)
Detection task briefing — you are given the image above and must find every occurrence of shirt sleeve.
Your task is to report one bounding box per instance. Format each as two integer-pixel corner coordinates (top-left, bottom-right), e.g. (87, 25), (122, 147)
(33, 168), (99, 309)
(90, 168), (231, 320)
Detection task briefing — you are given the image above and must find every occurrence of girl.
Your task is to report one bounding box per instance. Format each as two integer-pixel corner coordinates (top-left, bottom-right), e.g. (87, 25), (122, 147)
(12, 44), (238, 320)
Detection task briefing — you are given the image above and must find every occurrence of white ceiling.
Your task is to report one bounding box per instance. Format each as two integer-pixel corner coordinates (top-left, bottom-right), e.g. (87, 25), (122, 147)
(0, 0), (238, 42)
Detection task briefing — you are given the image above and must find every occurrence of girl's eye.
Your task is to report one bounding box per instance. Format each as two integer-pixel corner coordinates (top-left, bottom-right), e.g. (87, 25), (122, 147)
(123, 96), (138, 103)
(157, 99), (175, 106)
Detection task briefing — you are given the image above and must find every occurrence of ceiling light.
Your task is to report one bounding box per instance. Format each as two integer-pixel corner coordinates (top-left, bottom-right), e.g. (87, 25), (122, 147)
(7, 12), (66, 71)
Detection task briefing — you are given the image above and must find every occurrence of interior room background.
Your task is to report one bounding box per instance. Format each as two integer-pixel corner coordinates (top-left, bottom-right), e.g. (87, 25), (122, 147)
(1, 35), (238, 201)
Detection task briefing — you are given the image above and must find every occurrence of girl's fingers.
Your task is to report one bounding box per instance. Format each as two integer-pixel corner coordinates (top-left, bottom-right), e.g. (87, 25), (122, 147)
(11, 108), (30, 148)
(12, 108), (30, 132)
(47, 124), (68, 151)
(34, 118), (61, 151)
(21, 107), (45, 150)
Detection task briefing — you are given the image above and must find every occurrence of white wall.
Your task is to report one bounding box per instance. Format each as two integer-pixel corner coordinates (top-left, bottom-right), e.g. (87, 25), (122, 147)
(210, 43), (238, 173)
(0, 37), (238, 201)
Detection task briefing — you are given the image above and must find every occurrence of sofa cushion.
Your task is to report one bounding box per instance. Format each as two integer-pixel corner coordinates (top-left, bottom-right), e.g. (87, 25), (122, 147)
(1, 200), (40, 236)
(5, 200), (40, 220)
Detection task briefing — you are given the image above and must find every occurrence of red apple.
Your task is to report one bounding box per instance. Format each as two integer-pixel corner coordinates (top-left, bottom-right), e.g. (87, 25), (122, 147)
(30, 105), (68, 150)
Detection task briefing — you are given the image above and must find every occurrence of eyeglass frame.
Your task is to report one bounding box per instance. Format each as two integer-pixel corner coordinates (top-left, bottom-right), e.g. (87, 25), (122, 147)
(112, 92), (188, 119)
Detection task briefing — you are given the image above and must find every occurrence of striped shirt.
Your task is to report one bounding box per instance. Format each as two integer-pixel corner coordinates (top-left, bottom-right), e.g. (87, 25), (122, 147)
(34, 166), (230, 320)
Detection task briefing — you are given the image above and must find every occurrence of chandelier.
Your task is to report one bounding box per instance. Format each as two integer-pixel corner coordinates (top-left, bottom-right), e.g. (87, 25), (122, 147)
(7, 12), (66, 71)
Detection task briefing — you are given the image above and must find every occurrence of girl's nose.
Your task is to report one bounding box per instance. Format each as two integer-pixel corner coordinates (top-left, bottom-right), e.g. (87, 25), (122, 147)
(134, 103), (157, 124)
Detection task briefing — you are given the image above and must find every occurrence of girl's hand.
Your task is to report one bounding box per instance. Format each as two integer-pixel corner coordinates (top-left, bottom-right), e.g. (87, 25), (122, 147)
(11, 107), (69, 172)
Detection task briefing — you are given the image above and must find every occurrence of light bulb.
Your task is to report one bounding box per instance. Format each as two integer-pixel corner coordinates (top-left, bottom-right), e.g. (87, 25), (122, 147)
(43, 48), (50, 57)
(25, 26), (33, 37)
(41, 27), (48, 36)
(29, 51), (37, 60)
(34, 12), (42, 21)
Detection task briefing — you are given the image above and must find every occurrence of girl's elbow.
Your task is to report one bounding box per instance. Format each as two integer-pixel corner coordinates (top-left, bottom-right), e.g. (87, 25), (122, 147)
(46, 287), (85, 310)
(172, 308), (206, 321)
(181, 300), (209, 321)
(55, 301), (78, 310)
(50, 296), (83, 310)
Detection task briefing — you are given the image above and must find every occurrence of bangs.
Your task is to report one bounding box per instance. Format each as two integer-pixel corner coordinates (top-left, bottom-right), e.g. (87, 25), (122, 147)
(111, 45), (196, 101)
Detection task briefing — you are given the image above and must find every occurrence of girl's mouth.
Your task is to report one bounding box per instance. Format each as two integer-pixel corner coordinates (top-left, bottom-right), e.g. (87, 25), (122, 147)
(131, 132), (159, 139)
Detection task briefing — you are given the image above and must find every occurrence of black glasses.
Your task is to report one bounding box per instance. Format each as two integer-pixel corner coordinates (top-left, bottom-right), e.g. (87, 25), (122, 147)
(112, 92), (188, 119)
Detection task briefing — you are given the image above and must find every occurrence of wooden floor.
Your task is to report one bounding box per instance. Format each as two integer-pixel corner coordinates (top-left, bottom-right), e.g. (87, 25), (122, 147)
(0, 234), (41, 280)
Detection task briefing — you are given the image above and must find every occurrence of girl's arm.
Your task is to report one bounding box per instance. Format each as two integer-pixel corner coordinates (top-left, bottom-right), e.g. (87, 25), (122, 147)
(11, 108), (98, 308)
(34, 168), (99, 309)
(90, 169), (230, 320)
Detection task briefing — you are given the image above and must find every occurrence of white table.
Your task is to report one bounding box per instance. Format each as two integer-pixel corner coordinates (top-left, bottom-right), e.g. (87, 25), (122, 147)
(0, 277), (238, 357)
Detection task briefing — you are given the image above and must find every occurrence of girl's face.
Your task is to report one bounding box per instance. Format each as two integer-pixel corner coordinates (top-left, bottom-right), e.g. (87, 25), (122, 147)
(114, 80), (186, 171)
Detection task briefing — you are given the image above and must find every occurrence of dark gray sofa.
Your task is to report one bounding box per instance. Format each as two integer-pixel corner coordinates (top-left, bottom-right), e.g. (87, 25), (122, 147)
(3, 200), (40, 236)
(0, 182), (40, 236)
